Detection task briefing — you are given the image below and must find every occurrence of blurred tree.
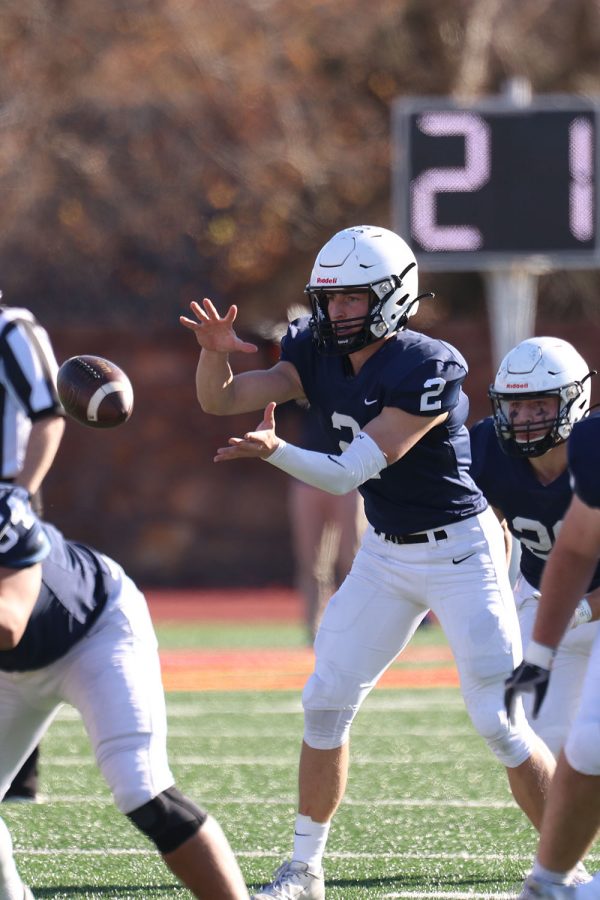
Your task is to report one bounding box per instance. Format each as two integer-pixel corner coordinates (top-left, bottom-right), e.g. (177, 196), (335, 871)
(0, 0), (598, 329)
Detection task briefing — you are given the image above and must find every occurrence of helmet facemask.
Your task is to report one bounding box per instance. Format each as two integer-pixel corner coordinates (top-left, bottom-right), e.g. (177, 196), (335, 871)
(489, 384), (589, 458)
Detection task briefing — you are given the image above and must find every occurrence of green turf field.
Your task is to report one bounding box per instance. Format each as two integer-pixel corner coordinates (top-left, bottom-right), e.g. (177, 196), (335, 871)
(3, 620), (596, 899)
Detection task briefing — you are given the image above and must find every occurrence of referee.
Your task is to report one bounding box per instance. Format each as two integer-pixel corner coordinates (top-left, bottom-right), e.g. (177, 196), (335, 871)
(0, 300), (65, 802)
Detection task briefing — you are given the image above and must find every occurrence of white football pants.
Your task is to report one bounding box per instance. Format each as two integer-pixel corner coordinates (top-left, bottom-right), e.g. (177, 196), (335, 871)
(0, 564), (174, 813)
(515, 572), (599, 758)
(303, 506), (539, 767)
(564, 619), (600, 777)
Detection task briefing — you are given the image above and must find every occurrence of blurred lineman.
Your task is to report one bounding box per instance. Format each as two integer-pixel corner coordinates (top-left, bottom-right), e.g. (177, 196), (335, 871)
(289, 402), (366, 641)
(0, 303), (65, 803)
(471, 336), (599, 757)
(0, 486), (248, 900)
(505, 414), (600, 899)
(181, 225), (557, 900)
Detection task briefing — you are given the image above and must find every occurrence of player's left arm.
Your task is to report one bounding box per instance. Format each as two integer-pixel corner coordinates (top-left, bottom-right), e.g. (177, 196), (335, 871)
(0, 563), (42, 649)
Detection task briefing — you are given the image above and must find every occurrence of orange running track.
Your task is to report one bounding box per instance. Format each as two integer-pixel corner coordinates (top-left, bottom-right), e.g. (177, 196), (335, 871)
(146, 588), (459, 692)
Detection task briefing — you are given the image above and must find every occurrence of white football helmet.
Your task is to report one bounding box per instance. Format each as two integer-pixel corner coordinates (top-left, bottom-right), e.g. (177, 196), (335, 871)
(489, 336), (595, 457)
(305, 225), (427, 355)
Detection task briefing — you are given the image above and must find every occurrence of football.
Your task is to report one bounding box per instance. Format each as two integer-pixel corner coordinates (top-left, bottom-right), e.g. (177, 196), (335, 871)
(57, 355), (134, 428)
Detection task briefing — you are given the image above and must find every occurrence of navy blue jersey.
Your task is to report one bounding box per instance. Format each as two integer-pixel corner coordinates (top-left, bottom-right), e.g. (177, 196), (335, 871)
(0, 520), (119, 672)
(470, 416), (600, 592)
(569, 415), (600, 509)
(280, 319), (486, 533)
(297, 404), (339, 454)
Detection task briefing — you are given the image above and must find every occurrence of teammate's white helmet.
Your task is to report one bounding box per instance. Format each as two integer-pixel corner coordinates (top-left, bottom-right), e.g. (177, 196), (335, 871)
(489, 336), (595, 458)
(305, 225), (423, 355)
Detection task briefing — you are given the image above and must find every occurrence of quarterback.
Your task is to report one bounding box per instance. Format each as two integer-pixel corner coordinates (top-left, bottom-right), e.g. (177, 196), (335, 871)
(182, 225), (557, 900)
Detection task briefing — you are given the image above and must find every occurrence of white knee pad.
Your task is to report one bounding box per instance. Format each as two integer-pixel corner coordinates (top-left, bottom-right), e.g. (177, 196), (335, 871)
(466, 692), (536, 768)
(565, 721), (600, 775)
(303, 707), (354, 750)
(302, 670), (362, 750)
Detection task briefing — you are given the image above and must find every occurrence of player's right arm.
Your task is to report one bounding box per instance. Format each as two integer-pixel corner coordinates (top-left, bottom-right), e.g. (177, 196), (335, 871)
(0, 564), (42, 649)
(180, 298), (305, 414)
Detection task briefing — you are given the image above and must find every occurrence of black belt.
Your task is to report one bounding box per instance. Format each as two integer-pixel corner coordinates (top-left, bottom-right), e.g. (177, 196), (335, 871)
(375, 528), (448, 545)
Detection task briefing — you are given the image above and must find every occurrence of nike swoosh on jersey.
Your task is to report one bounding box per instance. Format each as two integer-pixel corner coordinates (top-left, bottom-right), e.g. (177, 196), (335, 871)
(452, 552), (476, 565)
(364, 398), (378, 405)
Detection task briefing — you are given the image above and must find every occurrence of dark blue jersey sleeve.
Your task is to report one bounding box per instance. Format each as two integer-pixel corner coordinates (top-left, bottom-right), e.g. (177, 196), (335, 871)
(569, 415), (600, 509)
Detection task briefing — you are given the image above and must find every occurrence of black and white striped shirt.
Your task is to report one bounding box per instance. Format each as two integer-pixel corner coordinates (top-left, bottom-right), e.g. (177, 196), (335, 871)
(0, 306), (64, 478)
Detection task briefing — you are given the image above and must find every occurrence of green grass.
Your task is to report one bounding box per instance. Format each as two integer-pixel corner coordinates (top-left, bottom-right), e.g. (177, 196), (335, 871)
(4, 621), (595, 898)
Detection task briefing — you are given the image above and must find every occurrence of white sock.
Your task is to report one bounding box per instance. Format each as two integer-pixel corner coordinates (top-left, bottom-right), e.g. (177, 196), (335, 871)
(292, 814), (330, 874)
(531, 859), (570, 886)
(0, 818), (25, 900)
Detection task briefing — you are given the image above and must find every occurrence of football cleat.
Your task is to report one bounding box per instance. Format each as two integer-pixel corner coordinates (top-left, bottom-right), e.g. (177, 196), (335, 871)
(517, 875), (575, 899)
(251, 860), (325, 899)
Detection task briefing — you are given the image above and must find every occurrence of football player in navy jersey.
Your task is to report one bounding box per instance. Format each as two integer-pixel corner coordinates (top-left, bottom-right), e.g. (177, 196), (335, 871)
(0, 486), (249, 900)
(471, 337), (599, 757)
(181, 225), (556, 900)
(506, 414), (600, 899)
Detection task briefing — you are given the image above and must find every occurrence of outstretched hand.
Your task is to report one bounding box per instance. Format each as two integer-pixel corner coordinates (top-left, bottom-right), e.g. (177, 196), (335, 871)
(214, 402), (281, 462)
(179, 298), (258, 354)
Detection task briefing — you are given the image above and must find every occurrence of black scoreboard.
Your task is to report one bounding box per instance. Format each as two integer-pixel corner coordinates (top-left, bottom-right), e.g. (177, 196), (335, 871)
(392, 95), (600, 270)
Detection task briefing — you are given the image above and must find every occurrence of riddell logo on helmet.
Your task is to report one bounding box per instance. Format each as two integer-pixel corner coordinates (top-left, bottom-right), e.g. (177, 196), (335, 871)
(316, 277), (338, 284)
(506, 383), (530, 388)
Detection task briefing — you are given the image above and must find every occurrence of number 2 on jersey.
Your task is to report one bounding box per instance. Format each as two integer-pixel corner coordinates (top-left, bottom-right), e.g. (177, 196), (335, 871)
(420, 377), (446, 412)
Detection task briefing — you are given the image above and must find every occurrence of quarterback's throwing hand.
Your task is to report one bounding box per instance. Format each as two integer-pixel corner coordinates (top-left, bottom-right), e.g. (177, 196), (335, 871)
(504, 662), (551, 724)
(180, 298), (258, 354)
(215, 401), (280, 462)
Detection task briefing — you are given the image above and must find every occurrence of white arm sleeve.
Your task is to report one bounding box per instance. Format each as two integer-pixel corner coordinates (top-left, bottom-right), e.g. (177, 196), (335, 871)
(265, 431), (387, 495)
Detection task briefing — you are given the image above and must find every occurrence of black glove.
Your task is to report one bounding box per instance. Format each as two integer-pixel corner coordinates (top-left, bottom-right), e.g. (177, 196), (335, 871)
(504, 661), (551, 725)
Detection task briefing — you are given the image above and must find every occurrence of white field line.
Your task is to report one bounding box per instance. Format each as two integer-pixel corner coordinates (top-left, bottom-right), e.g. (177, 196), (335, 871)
(41, 754), (490, 766)
(50, 695), (465, 722)
(48, 717), (474, 739)
(9, 848), (532, 861)
(27, 794), (519, 809)
(164, 695), (465, 715)
(381, 893), (518, 899)
(13, 847), (600, 863)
